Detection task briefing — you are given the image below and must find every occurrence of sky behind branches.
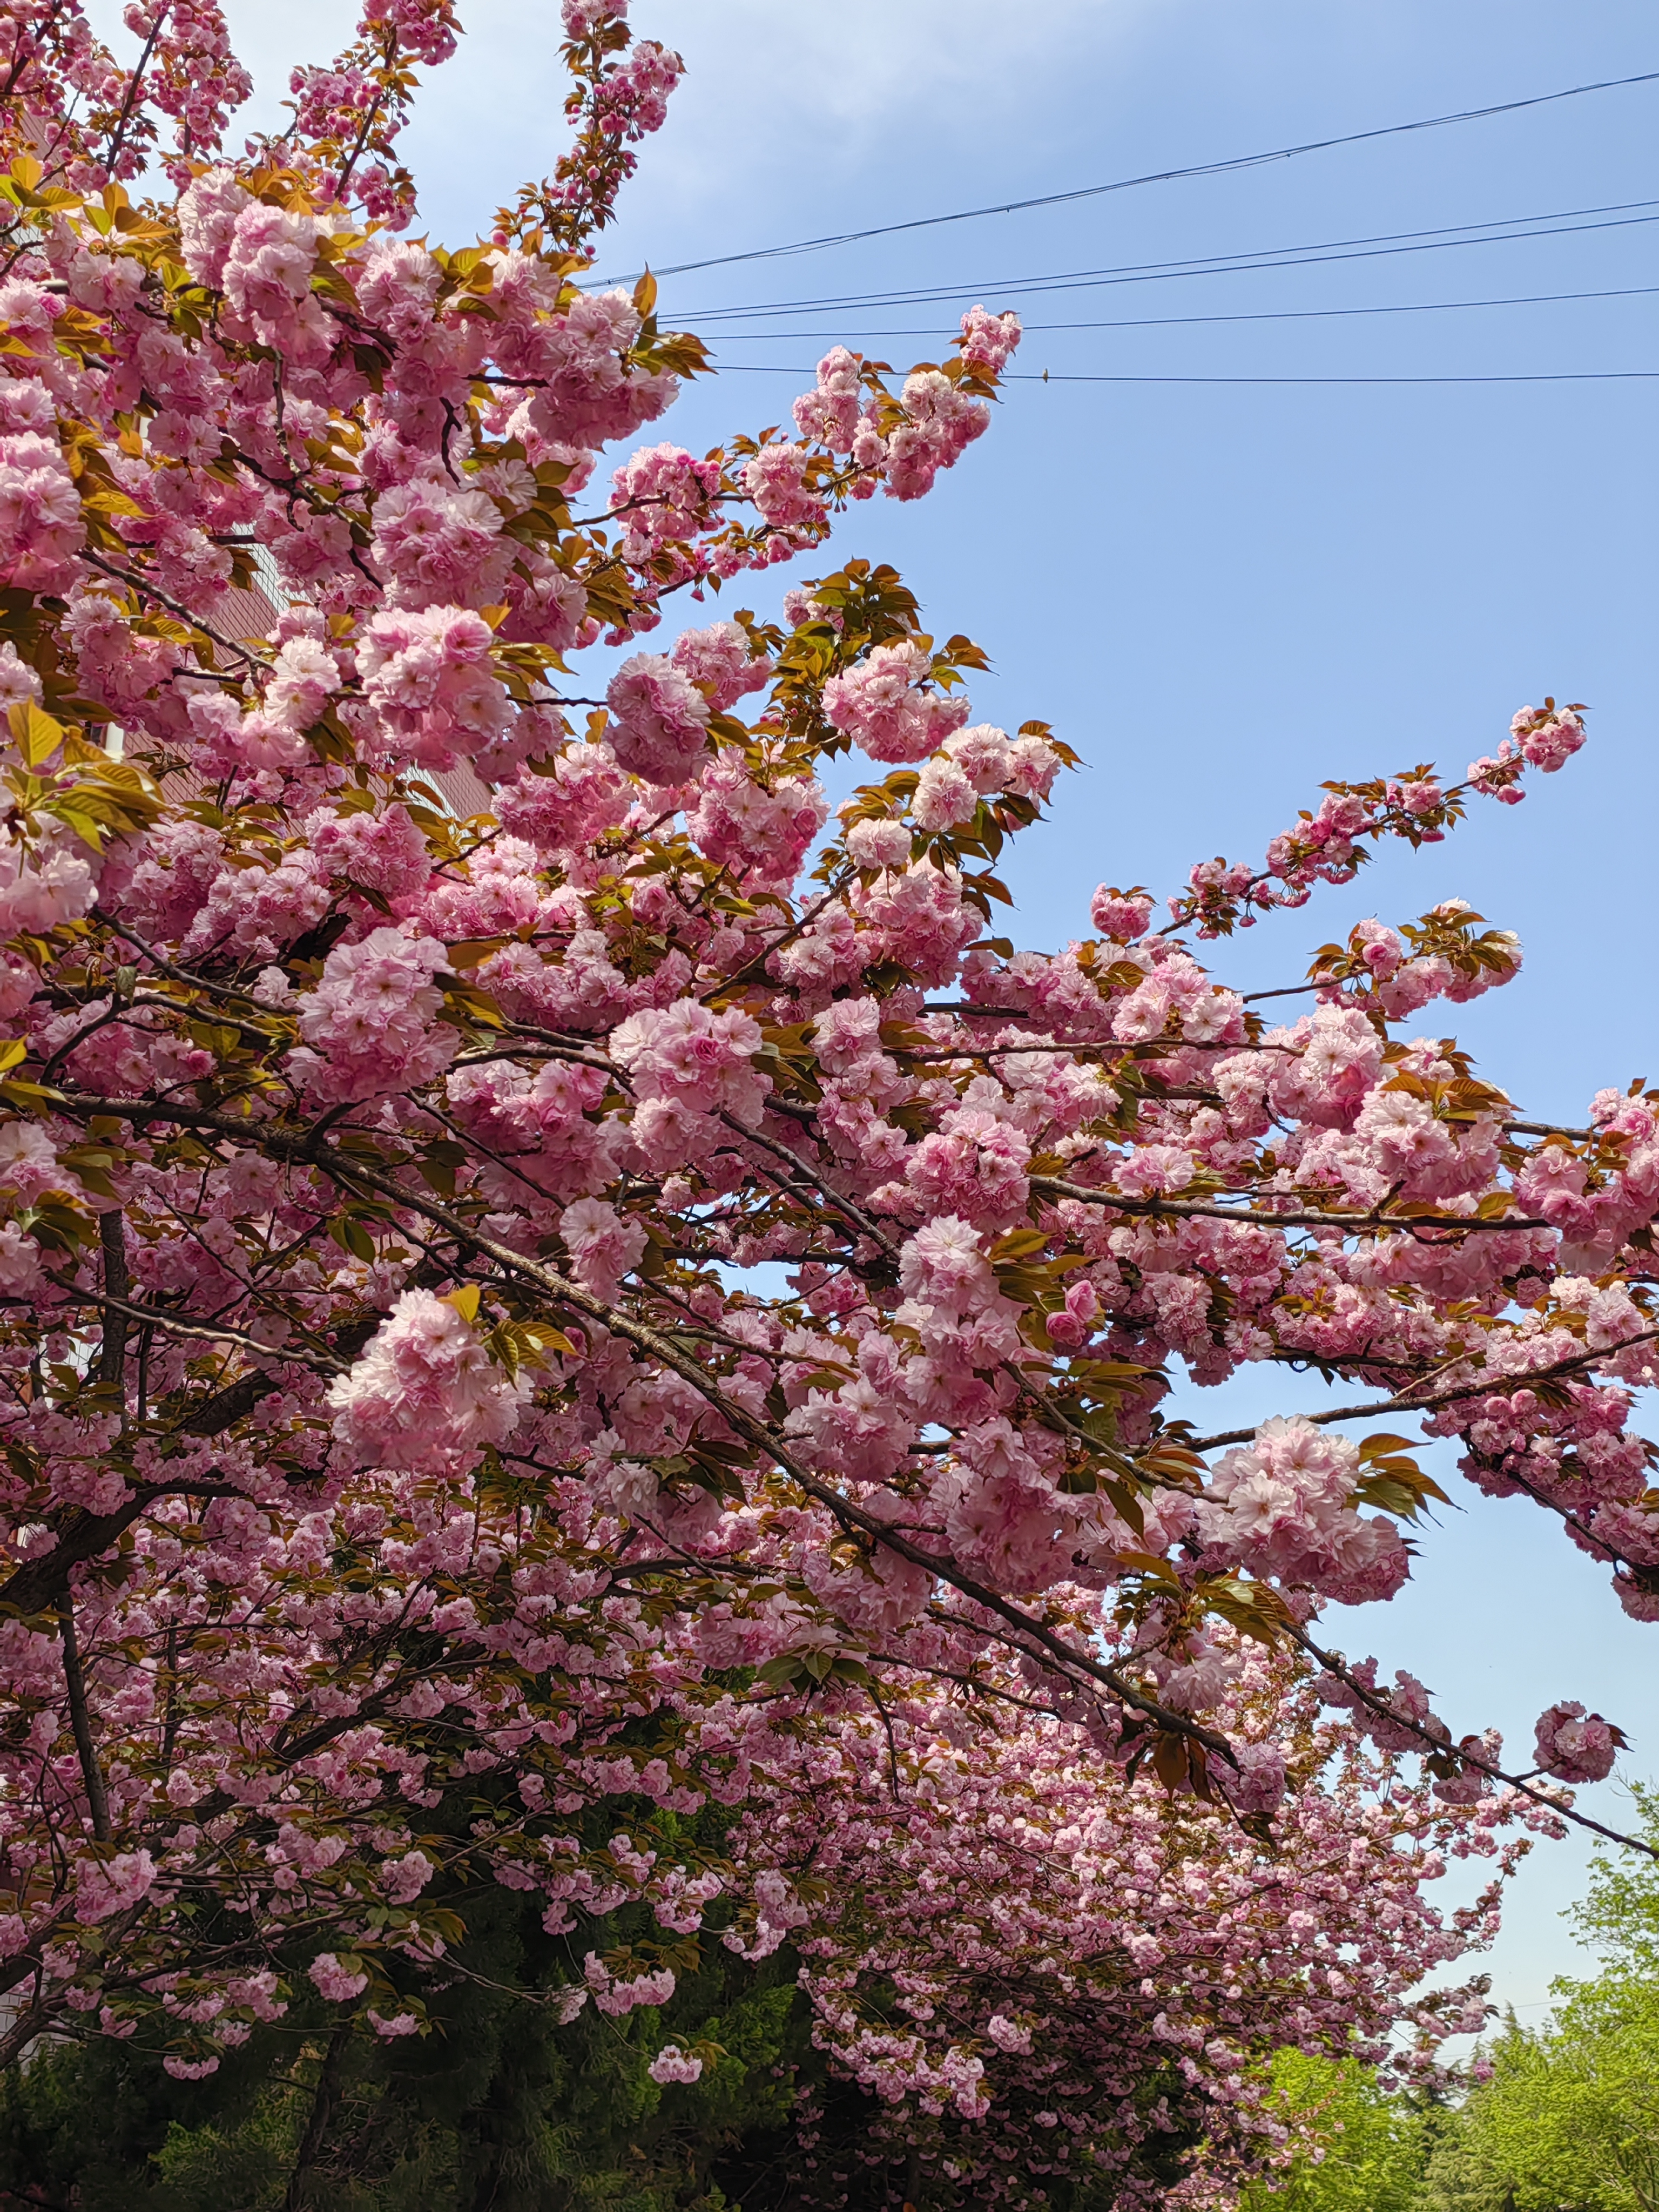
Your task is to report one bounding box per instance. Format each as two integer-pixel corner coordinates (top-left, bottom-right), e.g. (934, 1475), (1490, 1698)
(92, 0), (1659, 2028)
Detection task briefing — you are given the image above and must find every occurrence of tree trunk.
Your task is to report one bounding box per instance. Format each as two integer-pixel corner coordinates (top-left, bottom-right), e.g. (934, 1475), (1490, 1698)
(285, 2023), (351, 2211)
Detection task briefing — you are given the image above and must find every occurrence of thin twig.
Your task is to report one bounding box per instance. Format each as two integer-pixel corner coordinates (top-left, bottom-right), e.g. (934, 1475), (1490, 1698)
(1179, 1326), (1659, 1452)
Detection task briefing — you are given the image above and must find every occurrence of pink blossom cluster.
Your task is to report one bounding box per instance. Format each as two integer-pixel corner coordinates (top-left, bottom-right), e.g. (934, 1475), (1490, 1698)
(327, 1285), (530, 1471)
(1468, 700), (1588, 801)
(604, 651), (711, 784)
(0, 431), (84, 590)
(647, 2041), (704, 2083)
(610, 997), (770, 1159)
(357, 608), (515, 768)
(293, 927), (456, 1103)
(705, 1635), (1548, 2200)
(609, 441), (721, 557)
(822, 640), (970, 763)
(1170, 719), (1584, 938)
(912, 721), (1061, 828)
(787, 307), (1019, 506)
(1193, 1417), (1411, 1606)
(1532, 1700), (1620, 1784)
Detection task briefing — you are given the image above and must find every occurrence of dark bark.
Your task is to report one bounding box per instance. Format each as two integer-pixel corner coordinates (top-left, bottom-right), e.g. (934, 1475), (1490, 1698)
(57, 1596), (110, 1844)
(95, 1211), (128, 1392)
(284, 2022), (352, 2211)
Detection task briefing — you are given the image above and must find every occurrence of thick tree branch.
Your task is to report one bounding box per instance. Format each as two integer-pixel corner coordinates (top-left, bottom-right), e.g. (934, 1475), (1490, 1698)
(57, 1595), (111, 1844)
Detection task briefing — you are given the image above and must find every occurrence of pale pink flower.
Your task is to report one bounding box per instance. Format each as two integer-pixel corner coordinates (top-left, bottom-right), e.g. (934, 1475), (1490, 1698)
(648, 2042), (704, 2084)
(308, 1952), (370, 2002)
(1533, 1700), (1619, 1784)
(328, 1286), (530, 1472)
(822, 640), (969, 764)
(605, 652), (711, 784)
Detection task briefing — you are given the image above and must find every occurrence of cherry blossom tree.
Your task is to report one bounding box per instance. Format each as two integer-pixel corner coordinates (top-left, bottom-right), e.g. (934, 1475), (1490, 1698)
(707, 1633), (1546, 2206)
(0, 0), (1649, 2193)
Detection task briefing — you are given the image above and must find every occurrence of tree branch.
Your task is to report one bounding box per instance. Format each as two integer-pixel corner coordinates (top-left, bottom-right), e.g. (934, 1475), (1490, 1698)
(58, 1595), (111, 1844)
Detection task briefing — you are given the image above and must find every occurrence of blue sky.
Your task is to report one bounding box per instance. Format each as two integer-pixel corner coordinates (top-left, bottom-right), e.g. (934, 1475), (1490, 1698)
(107, 0), (1659, 2026)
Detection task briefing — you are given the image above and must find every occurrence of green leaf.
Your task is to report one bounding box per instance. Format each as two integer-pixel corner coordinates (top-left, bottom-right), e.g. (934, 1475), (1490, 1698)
(328, 1216), (376, 1264)
(8, 702), (63, 768)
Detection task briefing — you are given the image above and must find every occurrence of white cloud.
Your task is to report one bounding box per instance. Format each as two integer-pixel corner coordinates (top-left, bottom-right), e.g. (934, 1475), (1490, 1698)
(80, 0), (1162, 267)
(654, 0), (1148, 131)
(413, 0), (1163, 264)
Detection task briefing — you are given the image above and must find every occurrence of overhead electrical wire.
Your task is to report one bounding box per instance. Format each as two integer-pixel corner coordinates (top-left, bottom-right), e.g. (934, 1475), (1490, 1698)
(676, 199), (1659, 323)
(1005, 368), (1659, 384)
(595, 65), (1659, 284)
(709, 364), (1659, 386)
(690, 280), (1659, 345)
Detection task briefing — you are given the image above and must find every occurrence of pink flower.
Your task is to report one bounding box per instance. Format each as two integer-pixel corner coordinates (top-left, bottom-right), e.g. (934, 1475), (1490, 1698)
(584, 1951), (676, 2015)
(884, 369), (990, 501)
(903, 1106), (1032, 1229)
(356, 241), (442, 340)
(163, 2054), (221, 2080)
(801, 1536), (932, 1633)
(912, 753), (979, 831)
(328, 1286), (530, 1472)
(1510, 702), (1587, 774)
(0, 834), (94, 938)
(958, 305), (1022, 377)
(293, 927), (456, 1105)
(560, 1197), (646, 1300)
(845, 818), (912, 870)
(306, 802), (433, 899)
(1224, 1742), (1289, 1816)
(1533, 1700), (1620, 1784)
(850, 856), (982, 986)
(611, 442), (720, 550)
(371, 476), (514, 612)
(822, 641), (969, 764)
(647, 2041), (704, 2084)
(610, 998), (769, 1123)
(266, 635), (342, 731)
(605, 652), (711, 784)
(689, 760), (827, 886)
(0, 1223), (45, 1297)
(670, 620), (772, 711)
(221, 201), (329, 358)
(381, 1850), (435, 1905)
(308, 1952), (370, 2002)
(177, 166), (249, 287)
(1196, 1419), (1410, 1605)
(743, 442), (824, 530)
(0, 431), (83, 588)
(0, 642), (41, 713)
(793, 348), (864, 450)
(76, 1849), (157, 1924)
(358, 606), (514, 768)
(898, 1217), (998, 1314)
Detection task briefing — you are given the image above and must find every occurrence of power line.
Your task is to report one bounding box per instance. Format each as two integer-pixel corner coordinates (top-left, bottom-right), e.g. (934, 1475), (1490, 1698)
(1008, 369), (1659, 384)
(679, 200), (1659, 322)
(709, 364), (1659, 385)
(597, 67), (1659, 285)
(691, 280), (1659, 344)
